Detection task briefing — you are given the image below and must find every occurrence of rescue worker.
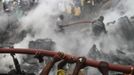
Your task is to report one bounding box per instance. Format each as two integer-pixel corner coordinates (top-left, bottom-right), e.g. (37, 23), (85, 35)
(88, 44), (101, 59)
(92, 16), (107, 36)
(56, 15), (65, 33)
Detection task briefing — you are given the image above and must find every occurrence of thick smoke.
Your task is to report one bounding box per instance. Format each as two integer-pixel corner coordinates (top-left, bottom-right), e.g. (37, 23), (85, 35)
(15, 0), (92, 55)
(102, 0), (134, 51)
(0, 54), (14, 73)
(103, 0), (134, 23)
(0, 13), (24, 72)
(0, 0), (134, 74)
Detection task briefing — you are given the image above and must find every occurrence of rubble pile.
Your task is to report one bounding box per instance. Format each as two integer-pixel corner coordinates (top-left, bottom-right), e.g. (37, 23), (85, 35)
(20, 39), (56, 74)
(88, 16), (134, 65)
(29, 39), (55, 50)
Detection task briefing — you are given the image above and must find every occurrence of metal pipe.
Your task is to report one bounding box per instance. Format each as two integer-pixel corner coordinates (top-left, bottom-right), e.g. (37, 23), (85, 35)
(0, 48), (133, 74)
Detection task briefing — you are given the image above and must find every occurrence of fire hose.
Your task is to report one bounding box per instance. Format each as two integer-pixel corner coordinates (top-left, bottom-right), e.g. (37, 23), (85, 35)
(0, 48), (134, 75)
(62, 20), (94, 28)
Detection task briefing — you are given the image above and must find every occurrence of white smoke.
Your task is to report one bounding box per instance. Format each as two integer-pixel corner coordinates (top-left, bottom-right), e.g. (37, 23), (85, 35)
(96, 0), (134, 53)
(15, 0), (88, 55)
(0, 0), (134, 74)
(0, 14), (22, 73)
(104, 0), (134, 23)
(0, 54), (14, 73)
(14, 0), (134, 61)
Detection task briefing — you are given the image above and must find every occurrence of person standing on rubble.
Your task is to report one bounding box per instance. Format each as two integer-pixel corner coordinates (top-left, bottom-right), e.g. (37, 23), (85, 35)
(56, 14), (65, 33)
(88, 44), (101, 59)
(92, 16), (107, 36)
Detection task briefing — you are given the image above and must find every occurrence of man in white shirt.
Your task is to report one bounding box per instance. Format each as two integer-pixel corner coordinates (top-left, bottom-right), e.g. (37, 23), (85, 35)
(56, 15), (65, 33)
